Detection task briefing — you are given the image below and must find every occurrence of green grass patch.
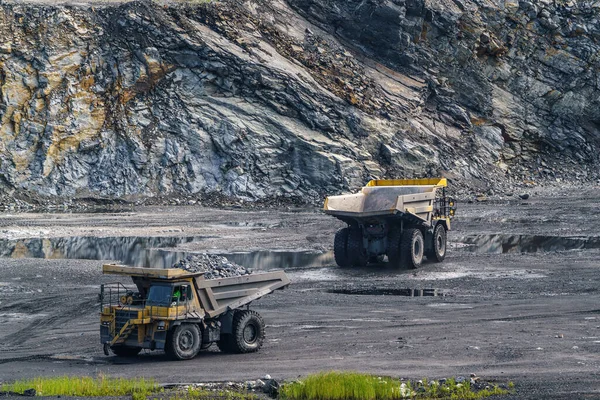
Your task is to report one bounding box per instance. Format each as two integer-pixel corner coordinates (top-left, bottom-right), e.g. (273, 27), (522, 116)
(279, 371), (511, 400)
(0, 375), (159, 397)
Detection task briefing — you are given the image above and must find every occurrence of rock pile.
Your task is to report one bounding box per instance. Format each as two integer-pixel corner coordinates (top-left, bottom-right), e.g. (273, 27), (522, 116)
(184, 375), (279, 397)
(172, 254), (251, 280)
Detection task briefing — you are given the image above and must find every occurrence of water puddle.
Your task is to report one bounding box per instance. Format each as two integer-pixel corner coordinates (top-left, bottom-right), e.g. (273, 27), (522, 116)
(0, 236), (203, 268)
(223, 250), (333, 270)
(329, 288), (442, 297)
(458, 234), (600, 253)
(0, 236), (332, 270)
(0, 207), (135, 214)
(427, 303), (474, 309)
(209, 221), (280, 229)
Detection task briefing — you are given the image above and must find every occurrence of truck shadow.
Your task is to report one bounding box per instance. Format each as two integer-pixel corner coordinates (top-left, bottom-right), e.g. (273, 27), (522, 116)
(106, 349), (242, 364)
(336, 259), (442, 275)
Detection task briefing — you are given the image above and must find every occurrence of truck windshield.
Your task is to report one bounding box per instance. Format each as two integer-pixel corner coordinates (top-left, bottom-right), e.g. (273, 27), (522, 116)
(146, 285), (173, 307)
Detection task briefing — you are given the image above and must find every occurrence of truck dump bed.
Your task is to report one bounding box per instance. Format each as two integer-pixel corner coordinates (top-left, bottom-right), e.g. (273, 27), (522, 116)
(194, 272), (290, 317)
(102, 264), (290, 317)
(324, 178), (447, 224)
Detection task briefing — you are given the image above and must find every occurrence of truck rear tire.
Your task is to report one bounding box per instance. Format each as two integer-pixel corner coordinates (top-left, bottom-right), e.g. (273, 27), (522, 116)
(426, 224), (447, 262)
(334, 227), (350, 267)
(111, 346), (141, 357)
(165, 324), (201, 360)
(401, 229), (424, 269)
(347, 228), (368, 267)
(231, 310), (265, 353)
(387, 229), (402, 269)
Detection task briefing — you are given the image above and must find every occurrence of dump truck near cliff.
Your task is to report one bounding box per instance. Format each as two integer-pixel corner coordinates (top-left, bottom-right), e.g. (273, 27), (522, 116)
(324, 178), (456, 269)
(99, 264), (290, 360)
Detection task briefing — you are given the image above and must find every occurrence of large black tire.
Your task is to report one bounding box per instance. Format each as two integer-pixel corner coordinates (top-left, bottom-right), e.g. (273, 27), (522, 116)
(334, 227), (350, 267)
(111, 346), (141, 357)
(165, 324), (201, 360)
(230, 310), (265, 353)
(387, 228), (402, 269)
(401, 228), (424, 269)
(426, 224), (447, 262)
(347, 228), (368, 267)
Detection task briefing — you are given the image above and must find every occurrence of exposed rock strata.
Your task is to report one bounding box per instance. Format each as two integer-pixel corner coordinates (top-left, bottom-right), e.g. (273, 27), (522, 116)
(0, 0), (598, 206)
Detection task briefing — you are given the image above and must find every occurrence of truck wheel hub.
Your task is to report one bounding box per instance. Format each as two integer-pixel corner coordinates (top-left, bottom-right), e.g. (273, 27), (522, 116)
(180, 331), (194, 350)
(243, 324), (257, 343)
(414, 240), (421, 256)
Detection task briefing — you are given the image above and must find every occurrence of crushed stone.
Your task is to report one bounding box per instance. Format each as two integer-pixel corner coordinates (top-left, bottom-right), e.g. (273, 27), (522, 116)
(172, 254), (251, 280)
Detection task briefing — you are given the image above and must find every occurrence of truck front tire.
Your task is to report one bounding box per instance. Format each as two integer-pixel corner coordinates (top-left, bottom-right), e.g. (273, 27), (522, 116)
(347, 228), (368, 267)
(387, 229), (402, 269)
(166, 324), (201, 360)
(231, 310), (265, 353)
(334, 227), (350, 267)
(401, 228), (424, 269)
(426, 224), (447, 262)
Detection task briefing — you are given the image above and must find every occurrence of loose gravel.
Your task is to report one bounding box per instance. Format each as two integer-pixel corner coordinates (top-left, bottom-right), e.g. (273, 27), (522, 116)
(172, 254), (251, 279)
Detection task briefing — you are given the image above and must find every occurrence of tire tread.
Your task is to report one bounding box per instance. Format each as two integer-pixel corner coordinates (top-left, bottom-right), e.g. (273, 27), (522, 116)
(334, 228), (350, 267)
(401, 228), (424, 269)
(231, 310), (265, 354)
(347, 228), (368, 267)
(387, 228), (402, 269)
(425, 224), (447, 262)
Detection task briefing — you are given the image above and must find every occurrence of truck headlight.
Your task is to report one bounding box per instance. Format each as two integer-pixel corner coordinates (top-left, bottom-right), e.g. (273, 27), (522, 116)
(157, 321), (166, 330)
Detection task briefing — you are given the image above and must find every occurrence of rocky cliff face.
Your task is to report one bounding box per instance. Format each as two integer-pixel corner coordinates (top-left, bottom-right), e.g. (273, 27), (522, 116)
(0, 0), (598, 206)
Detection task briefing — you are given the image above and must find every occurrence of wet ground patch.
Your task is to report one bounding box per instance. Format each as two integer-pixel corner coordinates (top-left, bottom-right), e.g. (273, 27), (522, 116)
(223, 250), (333, 270)
(209, 221), (280, 228)
(459, 234), (600, 253)
(329, 287), (443, 296)
(0, 235), (332, 270)
(0, 236), (204, 268)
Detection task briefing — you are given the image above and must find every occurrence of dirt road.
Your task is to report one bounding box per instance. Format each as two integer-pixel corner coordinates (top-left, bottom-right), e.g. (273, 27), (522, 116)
(0, 192), (599, 398)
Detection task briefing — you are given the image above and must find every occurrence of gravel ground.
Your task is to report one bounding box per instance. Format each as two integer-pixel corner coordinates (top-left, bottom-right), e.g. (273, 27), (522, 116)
(0, 191), (599, 399)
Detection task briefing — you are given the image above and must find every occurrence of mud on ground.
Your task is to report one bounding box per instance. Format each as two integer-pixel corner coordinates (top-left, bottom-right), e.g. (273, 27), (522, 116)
(0, 191), (599, 399)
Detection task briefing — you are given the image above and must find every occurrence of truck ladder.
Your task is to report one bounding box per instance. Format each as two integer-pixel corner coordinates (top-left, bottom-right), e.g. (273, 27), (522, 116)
(111, 321), (135, 346)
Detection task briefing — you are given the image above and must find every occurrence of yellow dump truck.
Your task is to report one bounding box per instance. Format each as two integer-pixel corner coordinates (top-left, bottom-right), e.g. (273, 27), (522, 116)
(324, 178), (456, 269)
(99, 264), (290, 360)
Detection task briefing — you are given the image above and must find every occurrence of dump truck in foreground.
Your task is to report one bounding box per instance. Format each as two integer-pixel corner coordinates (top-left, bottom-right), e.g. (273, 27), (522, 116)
(100, 264), (290, 360)
(324, 178), (456, 269)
